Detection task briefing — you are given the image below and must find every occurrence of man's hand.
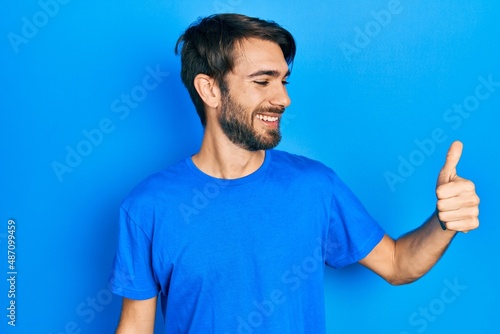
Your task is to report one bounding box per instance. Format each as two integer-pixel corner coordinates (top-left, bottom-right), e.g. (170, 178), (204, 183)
(436, 141), (480, 233)
(361, 140), (479, 285)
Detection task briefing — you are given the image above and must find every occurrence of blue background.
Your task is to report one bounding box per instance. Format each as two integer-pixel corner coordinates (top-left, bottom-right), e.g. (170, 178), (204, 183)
(1, 0), (499, 333)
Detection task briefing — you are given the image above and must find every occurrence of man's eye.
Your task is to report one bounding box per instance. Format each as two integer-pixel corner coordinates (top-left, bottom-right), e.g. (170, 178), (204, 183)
(282, 80), (290, 85)
(254, 81), (269, 86)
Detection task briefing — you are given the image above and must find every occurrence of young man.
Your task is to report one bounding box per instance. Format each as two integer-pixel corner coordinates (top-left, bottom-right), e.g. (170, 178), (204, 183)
(109, 13), (480, 333)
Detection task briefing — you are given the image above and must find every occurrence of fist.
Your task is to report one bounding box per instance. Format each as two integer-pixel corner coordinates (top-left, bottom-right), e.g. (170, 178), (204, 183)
(436, 141), (480, 232)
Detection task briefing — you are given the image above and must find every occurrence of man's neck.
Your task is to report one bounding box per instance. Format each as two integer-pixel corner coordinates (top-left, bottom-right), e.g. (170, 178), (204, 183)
(191, 126), (266, 179)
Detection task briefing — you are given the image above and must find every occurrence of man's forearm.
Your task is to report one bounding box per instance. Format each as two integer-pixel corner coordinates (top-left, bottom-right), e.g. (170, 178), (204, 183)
(393, 212), (457, 284)
(361, 142), (479, 285)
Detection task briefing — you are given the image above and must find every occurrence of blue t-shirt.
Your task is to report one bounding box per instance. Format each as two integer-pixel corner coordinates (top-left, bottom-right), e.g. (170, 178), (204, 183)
(109, 150), (385, 333)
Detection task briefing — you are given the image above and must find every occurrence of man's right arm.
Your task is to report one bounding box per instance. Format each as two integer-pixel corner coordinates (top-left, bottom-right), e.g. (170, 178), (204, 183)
(115, 296), (157, 334)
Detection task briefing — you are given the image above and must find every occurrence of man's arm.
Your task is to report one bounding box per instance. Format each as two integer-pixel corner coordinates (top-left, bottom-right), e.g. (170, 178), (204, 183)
(360, 141), (480, 285)
(115, 297), (157, 334)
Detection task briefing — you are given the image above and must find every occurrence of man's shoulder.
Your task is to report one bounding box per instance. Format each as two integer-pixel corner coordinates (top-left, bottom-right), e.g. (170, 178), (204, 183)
(270, 149), (335, 175)
(121, 157), (191, 208)
(268, 150), (338, 190)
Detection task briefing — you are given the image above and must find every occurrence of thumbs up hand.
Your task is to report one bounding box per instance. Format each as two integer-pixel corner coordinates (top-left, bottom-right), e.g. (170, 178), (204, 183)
(436, 141), (480, 232)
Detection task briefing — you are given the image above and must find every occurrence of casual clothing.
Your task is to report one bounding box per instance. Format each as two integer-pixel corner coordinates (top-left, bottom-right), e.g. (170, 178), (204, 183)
(109, 149), (385, 333)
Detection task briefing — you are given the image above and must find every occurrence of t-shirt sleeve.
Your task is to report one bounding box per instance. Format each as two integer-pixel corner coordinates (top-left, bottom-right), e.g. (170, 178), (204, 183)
(108, 206), (159, 300)
(325, 173), (385, 269)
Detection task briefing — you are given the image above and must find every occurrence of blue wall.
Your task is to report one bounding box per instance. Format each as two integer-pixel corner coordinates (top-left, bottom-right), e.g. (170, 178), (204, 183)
(1, 1), (499, 333)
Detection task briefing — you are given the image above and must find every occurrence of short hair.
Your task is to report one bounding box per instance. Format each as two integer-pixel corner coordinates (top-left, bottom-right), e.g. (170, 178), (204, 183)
(175, 13), (296, 126)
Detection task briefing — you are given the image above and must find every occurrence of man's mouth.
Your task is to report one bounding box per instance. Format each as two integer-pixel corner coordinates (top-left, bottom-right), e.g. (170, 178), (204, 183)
(255, 113), (281, 130)
(256, 114), (280, 122)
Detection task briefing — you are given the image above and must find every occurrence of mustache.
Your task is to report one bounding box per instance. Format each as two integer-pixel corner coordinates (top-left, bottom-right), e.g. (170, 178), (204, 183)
(255, 106), (285, 115)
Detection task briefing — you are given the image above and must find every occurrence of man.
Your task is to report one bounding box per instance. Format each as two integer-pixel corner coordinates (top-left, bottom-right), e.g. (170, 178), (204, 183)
(109, 13), (480, 333)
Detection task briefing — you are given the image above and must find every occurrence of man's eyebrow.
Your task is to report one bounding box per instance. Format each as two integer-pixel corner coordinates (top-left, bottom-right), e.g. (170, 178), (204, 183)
(246, 69), (291, 78)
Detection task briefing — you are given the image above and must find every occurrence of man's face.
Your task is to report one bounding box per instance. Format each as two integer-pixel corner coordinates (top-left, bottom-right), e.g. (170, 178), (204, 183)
(217, 38), (291, 151)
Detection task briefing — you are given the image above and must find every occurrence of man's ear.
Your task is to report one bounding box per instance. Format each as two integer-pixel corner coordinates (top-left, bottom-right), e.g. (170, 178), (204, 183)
(194, 74), (221, 109)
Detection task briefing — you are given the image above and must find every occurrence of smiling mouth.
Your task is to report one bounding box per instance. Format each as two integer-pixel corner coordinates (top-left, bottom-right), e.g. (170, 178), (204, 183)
(256, 114), (280, 122)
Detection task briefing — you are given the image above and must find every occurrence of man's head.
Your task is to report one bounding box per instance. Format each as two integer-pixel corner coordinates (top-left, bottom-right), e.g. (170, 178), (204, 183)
(175, 13), (296, 128)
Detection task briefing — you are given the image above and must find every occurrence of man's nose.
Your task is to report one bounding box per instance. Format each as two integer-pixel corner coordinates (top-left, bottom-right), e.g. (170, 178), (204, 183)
(270, 84), (291, 109)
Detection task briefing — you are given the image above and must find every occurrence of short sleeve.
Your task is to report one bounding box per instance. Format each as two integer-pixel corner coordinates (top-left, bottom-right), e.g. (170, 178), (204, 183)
(108, 207), (159, 300)
(325, 174), (385, 269)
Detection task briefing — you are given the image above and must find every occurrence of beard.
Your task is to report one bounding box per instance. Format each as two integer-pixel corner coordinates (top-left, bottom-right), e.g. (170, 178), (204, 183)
(218, 92), (284, 151)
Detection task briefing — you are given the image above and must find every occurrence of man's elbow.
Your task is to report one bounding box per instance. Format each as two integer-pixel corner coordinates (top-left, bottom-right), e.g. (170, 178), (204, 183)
(384, 269), (428, 286)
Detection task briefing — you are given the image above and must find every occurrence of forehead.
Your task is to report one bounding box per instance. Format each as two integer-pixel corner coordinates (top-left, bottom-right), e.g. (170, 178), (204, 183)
(232, 38), (289, 76)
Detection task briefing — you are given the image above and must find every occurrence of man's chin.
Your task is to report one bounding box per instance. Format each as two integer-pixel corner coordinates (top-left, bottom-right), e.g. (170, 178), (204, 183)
(245, 132), (281, 151)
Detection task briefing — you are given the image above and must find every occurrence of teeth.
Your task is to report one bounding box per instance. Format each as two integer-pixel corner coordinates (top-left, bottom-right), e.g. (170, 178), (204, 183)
(256, 114), (279, 122)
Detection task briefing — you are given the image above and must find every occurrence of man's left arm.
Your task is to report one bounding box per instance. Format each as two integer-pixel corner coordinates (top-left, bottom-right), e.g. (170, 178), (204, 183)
(360, 141), (480, 285)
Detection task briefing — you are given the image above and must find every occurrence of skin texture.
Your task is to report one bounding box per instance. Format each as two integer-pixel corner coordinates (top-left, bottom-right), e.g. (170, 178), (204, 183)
(115, 38), (480, 332)
(115, 297), (156, 334)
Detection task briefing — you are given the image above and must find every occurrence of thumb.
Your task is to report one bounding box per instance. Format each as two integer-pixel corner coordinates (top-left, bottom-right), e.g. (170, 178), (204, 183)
(437, 140), (463, 185)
